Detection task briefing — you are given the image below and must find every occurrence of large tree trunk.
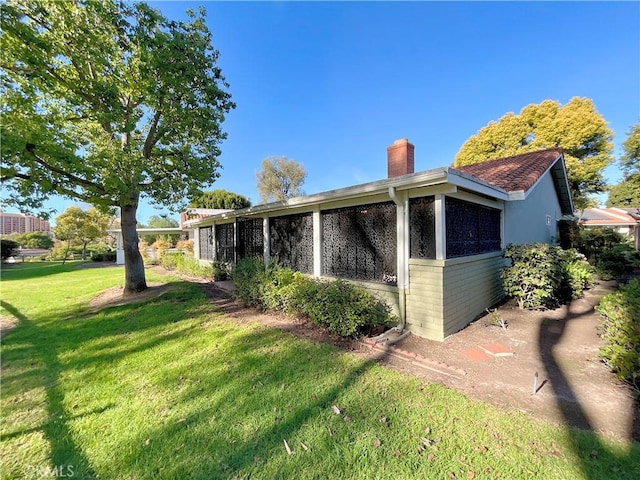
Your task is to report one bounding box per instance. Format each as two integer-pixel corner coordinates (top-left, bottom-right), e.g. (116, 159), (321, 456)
(121, 193), (147, 295)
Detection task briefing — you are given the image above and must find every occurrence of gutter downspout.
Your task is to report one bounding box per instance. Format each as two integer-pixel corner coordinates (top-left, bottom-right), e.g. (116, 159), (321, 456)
(388, 186), (407, 332)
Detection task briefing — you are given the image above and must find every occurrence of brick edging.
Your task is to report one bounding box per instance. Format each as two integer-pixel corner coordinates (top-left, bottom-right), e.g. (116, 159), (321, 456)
(360, 337), (467, 377)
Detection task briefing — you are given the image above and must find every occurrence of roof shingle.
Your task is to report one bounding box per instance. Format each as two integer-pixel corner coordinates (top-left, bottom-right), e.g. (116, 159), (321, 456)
(455, 148), (563, 193)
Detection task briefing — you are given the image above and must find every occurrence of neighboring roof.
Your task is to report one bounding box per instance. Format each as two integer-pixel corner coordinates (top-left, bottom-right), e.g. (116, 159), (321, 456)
(191, 147), (574, 226)
(454, 148), (572, 215)
(580, 207), (640, 226)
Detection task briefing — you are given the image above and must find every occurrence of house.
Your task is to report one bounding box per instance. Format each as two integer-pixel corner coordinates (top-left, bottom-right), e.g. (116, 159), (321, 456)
(580, 207), (640, 250)
(191, 139), (573, 341)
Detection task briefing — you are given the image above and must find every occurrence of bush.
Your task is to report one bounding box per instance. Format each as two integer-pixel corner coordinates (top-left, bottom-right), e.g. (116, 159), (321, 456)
(231, 258), (395, 337)
(212, 261), (230, 281)
(596, 279), (640, 391)
(160, 252), (212, 278)
(574, 227), (625, 263)
(560, 249), (596, 299)
(503, 244), (595, 309)
(1, 239), (18, 260)
(91, 251), (117, 262)
(596, 243), (640, 280)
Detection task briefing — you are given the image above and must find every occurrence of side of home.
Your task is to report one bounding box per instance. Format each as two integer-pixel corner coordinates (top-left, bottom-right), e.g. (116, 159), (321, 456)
(190, 140), (573, 341)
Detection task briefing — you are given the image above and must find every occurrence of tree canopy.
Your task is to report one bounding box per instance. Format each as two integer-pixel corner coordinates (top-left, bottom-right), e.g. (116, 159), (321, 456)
(53, 206), (110, 260)
(139, 214), (180, 244)
(607, 123), (640, 208)
(189, 189), (251, 210)
(14, 232), (53, 250)
(0, 0), (234, 292)
(256, 156), (307, 203)
(454, 97), (614, 209)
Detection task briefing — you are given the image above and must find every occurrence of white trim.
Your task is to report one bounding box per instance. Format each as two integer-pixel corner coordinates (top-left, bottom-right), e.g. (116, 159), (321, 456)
(313, 206), (322, 277)
(435, 194), (446, 260)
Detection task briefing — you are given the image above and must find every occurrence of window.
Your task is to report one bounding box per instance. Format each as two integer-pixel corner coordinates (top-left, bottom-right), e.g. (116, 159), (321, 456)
(409, 196), (436, 259)
(199, 226), (214, 261)
(269, 213), (314, 274)
(236, 217), (264, 260)
(446, 198), (501, 258)
(215, 223), (234, 263)
(322, 201), (397, 284)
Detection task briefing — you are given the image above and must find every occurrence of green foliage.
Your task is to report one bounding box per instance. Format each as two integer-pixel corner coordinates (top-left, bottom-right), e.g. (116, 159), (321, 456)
(188, 189), (252, 210)
(597, 279), (640, 391)
(256, 156), (307, 203)
(160, 251), (212, 278)
(14, 232), (53, 249)
(502, 244), (594, 309)
(53, 206), (110, 260)
(597, 243), (640, 280)
(573, 227), (640, 279)
(212, 260), (230, 281)
(139, 215), (181, 244)
(561, 249), (596, 299)
(606, 173), (640, 207)
(0, 0), (234, 291)
(454, 97), (614, 209)
(232, 258), (395, 337)
(91, 251), (117, 262)
(620, 123), (640, 176)
(1, 239), (18, 259)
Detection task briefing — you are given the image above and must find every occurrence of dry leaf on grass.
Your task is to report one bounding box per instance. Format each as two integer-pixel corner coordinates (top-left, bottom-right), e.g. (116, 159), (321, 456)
(331, 405), (341, 415)
(284, 439), (292, 455)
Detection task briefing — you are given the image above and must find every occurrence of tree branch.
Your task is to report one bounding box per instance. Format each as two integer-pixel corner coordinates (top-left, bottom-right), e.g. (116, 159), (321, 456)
(25, 144), (107, 194)
(143, 107), (163, 158)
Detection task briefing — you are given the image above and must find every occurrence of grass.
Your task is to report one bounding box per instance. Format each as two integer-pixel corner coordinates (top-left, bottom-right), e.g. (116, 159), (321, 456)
(1, 262), (639, 479)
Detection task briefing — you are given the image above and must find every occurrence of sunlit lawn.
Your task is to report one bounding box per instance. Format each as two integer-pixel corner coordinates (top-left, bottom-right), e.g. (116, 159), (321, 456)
(1, 262), (638, 479)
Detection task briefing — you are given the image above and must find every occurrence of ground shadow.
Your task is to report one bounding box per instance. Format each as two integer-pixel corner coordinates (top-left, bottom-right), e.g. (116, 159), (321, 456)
(538, 296), (640, 479)
(1, 300), (99, 479)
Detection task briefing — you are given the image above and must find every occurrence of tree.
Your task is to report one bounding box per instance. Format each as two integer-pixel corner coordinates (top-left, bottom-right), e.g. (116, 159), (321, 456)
(53, 207), (110, 261)
(189, 189), (251, 210)
(620, 123), (640, 176)
(256, 156), (307, 203)
(15, 232), (53, 249)
(0, 1), (234, 294)
(139, 214), (180, 244)
(607, 123), (640, 207)
(606, 174), (640, 208)
(454, 97), (614, 209)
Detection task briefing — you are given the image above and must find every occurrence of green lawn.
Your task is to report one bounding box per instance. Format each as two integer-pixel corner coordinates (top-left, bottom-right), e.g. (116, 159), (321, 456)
(1, 262), (638, 479)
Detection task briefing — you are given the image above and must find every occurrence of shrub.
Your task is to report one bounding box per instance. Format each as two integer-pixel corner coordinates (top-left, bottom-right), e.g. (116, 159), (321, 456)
(160, 252), (212, 278)
(503, 244), (595, 309)
(1, 239), (18, 260)
(232, 258), (395, 337)
(212, 261), (231, 281)
(151, 239), (172, 258)
(596, 243), (640, 280)
(560, 249), (596, 299)
(574, 227), (625, 263)
(596, 279), (640, 391)
(176, 239), (194, 254)
(503, 243), (566, 309)
(91, 251), (117, 262)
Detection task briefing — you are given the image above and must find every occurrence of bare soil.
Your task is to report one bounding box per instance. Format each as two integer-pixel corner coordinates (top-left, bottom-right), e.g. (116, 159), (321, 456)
(199, 279), (639, 444)
(88, 282), (170, 311)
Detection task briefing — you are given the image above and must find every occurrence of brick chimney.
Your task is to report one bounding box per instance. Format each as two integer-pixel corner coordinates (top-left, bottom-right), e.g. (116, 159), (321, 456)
(387, 138), (415, 178)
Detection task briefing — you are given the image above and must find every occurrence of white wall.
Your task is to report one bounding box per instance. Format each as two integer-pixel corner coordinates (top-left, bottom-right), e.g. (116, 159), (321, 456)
(503, 173), (563, 245)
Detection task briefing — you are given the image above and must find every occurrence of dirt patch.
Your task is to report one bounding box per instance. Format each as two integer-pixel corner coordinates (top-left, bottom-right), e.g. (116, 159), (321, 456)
(199, 279), (639, 444)
(0, 315), (18, 340)
(88, 282), (170, 312)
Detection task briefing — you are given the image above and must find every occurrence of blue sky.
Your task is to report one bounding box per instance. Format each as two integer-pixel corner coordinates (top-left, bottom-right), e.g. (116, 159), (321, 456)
(40, 1), (640, 222)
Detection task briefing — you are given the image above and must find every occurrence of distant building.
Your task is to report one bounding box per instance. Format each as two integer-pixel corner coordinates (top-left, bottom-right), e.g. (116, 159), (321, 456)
(0, 212), (51, 235)
(580, 207), (640, 250)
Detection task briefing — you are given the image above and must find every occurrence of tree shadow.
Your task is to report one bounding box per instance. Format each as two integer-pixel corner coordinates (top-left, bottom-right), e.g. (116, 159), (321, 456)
(1, 300), (99, 479)
(0, 261), (80, 282)
(538, 299), (640, 479)
(0, 282), (218, 478)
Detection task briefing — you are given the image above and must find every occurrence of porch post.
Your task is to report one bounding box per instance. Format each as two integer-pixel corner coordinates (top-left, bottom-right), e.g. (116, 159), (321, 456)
(313, 205), (322, 277)
(435, 194), (446, 260)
